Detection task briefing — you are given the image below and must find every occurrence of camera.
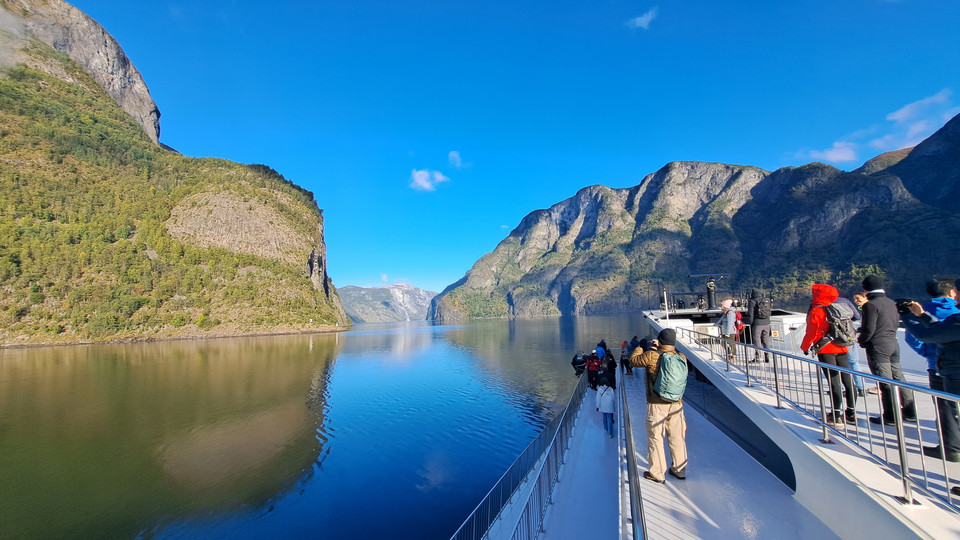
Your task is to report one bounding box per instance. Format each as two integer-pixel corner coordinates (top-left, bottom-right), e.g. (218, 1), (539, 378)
(894, 298), (915, 314)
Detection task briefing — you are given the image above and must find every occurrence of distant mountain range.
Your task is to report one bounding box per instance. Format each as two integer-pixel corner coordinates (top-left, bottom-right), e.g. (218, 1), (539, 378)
(430, 113), (960, 321)
(339, 284), (437, 323)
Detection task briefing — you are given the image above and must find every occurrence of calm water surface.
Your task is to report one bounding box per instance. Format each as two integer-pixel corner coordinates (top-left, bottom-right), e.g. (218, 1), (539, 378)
(0, 315), (649, 539)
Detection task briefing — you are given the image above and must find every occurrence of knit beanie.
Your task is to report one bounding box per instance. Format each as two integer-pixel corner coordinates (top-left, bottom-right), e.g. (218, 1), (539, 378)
(657, 328), (677, 346)
(862, 275), (884, 291)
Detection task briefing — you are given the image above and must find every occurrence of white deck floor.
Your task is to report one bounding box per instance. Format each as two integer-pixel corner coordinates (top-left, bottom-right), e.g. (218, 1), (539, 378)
(541, 375), (838, 539)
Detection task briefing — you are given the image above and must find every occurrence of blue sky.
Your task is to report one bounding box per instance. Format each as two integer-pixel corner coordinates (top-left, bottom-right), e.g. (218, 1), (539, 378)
(69, 1), (960, 293)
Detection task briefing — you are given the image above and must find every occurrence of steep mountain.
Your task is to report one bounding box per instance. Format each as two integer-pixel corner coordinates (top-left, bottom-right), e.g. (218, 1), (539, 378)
(0, 7), (348, 345)
(338, 284), (437, 323)
(1, 0), (161, 143)
(431, 115), (960, 321)
(875, 113), (960, 213)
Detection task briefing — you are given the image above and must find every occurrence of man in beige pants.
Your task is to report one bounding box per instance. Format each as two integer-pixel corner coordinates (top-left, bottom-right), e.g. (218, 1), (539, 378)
(631, 328), (688, 482)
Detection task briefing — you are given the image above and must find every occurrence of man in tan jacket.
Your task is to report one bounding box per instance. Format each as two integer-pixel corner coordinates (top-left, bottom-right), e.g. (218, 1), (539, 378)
(631, 328), (688, 483)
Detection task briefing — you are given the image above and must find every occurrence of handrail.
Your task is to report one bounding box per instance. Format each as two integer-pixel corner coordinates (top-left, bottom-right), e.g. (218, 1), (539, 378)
(619, 358), (647, 539)
(674, 325), (960, 509)
(450, 372), (588, 540)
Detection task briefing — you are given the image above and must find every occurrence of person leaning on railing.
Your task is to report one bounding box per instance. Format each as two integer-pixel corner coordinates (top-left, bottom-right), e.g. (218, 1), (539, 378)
(901, 279), (960, 465)
(800, 284), (857, 425)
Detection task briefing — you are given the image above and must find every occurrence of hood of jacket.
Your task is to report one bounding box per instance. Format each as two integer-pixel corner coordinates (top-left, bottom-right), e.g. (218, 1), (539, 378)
(811, 284), (839, 307)
(928, 296), (960, 320)
(750, 289), (764, 299)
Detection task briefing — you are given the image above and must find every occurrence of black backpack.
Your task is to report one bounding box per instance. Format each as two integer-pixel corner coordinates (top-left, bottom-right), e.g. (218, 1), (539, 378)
(755, 297), (771, 320)
(816, 302), (857, 349)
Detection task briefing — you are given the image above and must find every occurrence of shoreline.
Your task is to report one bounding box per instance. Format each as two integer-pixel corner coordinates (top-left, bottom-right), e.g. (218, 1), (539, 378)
(0, 325), (350, 350)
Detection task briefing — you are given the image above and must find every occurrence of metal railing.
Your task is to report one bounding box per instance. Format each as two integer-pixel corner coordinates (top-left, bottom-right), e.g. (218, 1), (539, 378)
(619, 360), (648, 539)
(675, 326), (960, 509)
(450, 372), (589, 540)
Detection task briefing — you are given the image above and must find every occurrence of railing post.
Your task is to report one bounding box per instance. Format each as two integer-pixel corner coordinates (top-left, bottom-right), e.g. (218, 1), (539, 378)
(891, 391), (918, 505)
(742, 339), (752, 387)
(816, 367), (831, 444)
(772, 353), (783, 409)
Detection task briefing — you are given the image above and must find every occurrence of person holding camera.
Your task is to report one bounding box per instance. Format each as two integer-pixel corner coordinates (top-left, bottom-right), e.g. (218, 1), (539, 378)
(901, 278), (960, 462)
(859, 275), (917, 425)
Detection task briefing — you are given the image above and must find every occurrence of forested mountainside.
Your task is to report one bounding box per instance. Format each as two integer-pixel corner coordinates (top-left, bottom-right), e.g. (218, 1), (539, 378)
(338, 284), (437, 323)
(0, 10), (348, 345)
(430, 114), (960, 322)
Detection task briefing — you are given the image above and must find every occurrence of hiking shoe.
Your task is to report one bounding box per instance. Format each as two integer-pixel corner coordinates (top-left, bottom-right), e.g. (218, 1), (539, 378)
(668, 468), (686, 480)
(845, 410), (856, 424)
(857, 389), (864, 397)
(923, 445), (960, 462)
(824, 412), (843, 424)
(643, 471), (665, 484)
(869, 416), (896, 426)
(952, 486), (960, 497)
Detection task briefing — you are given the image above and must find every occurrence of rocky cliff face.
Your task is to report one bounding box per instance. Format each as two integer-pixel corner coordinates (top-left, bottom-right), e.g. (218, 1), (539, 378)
(0, 16), (349, 344)
(339, 284), (437, 323)
(431, 114), (960, 321)
(0, 0), (161, 144)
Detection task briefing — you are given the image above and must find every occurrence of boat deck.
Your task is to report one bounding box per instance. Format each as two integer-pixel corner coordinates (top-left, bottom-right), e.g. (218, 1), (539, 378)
(541, 374), (837, 539)
(534, 322), (960, 539)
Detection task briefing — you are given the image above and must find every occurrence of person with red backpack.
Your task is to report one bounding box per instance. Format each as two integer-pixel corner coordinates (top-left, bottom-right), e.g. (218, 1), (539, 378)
(800, 284), (857, 425)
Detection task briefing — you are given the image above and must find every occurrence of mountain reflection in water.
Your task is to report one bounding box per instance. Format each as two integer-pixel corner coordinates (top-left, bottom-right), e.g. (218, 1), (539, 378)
(0, 315), (649, 539)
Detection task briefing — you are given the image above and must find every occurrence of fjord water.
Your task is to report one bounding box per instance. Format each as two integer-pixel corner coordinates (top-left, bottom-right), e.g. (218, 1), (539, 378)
(0, 315), (647, 539)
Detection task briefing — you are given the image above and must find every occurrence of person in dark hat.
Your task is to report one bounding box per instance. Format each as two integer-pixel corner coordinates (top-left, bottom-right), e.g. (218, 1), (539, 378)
(631, 328), (688, 483)
(859, 275), (916, 425)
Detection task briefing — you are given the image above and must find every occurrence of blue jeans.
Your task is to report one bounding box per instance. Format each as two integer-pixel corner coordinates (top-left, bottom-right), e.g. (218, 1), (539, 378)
(847, 345), (864, 390)
(602, 412), (616, 437)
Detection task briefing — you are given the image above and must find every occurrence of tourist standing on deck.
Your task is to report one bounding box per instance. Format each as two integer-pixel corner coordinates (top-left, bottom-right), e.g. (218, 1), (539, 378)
(586, 351), (602, 390)
(859, 275), (917, 425)
(745, 289), (772, 363)
(596, 377), (616, 438)
(601, 351), (617, 389)
(717, 299), (738, 362)
(903, 279), (960, 462)
(836, 293), (865, 396)
(800, 284), (857, 424)
(632, 328), (688, 483)
(620, 341), (633, 375)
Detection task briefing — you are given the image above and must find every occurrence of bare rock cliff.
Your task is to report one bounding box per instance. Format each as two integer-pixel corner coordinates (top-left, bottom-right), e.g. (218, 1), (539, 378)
(431, 115), (960, 320)
(0, 0), (161, 143)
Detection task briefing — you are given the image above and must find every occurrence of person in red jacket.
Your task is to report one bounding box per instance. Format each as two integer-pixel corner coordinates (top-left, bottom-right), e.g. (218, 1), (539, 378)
(800, 284), (857, 424)
(586, 350), (602, 390)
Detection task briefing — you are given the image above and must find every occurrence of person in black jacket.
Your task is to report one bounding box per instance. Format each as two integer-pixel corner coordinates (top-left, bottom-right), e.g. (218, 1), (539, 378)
(859, 275), (916, 425)
(745, 289), (772, 363)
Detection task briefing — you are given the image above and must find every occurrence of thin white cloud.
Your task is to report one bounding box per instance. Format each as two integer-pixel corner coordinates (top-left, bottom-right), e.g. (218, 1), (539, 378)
(871, 89), (960, 150)
(800, 88), (958, 165)
(380, 273), (389, 283)
(448, 151), (463, 168)
(627, 7), (659, 30)
(409, 169), (451, 191)
(810, 141), (858, 163)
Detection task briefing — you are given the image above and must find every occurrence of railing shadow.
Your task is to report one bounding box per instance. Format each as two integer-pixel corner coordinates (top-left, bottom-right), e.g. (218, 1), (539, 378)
(675, 326), (960, 511)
